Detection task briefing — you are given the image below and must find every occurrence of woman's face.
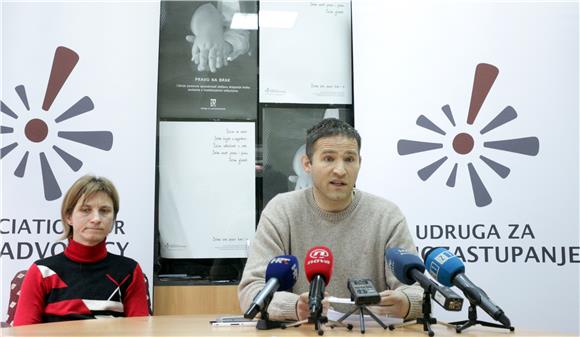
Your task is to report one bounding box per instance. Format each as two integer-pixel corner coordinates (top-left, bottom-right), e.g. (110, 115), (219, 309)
(66, 191), (114, 246)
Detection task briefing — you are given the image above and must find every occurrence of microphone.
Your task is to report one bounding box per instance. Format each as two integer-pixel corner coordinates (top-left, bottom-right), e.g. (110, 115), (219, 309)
(244, 255), (299, 319)
(304, 246), (333, 319)
(424, 247), (511, 327)
(385, 248), (463, 311)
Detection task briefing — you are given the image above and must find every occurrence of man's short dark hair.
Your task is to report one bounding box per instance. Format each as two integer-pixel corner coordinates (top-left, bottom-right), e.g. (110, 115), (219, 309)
(306, 118), (361, 160)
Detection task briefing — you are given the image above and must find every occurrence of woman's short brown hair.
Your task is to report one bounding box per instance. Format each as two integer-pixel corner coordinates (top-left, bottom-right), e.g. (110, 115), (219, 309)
(61, 175), (120, 239)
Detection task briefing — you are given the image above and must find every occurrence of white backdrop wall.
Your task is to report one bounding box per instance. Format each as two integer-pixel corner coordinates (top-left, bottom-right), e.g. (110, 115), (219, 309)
(1, 2), (159, 321)
(353, 0), (579, 333)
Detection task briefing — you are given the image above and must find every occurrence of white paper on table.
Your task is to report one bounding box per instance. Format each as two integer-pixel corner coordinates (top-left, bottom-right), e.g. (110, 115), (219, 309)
(327, 308), (403, 327)
(327, 296), (354, 304)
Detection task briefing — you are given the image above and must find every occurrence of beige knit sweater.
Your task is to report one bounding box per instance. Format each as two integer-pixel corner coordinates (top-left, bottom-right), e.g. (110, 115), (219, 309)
(238, 188), (423, 321)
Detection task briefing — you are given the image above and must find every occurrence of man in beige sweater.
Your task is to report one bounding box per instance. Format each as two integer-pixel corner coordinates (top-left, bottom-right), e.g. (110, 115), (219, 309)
(238, 118), (423, 321)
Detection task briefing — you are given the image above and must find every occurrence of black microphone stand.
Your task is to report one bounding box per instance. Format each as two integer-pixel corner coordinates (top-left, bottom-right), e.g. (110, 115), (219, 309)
(255, 294), (286, 330)
(309, 305), (329, 336)
(450, 302), (514, 333)
(336, 303), (387, 334)
(389, 287), (455, 337)
(282, 309), (329, 335)
(389, 290), (437, 336)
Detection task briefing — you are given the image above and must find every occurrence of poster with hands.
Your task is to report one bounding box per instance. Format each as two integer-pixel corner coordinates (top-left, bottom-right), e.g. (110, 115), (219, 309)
(158, 1), (258, 119)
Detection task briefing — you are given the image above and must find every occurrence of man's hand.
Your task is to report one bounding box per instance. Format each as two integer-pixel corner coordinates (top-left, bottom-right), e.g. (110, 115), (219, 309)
(295, 292), (330, 321)
(367, 290), (410, 318)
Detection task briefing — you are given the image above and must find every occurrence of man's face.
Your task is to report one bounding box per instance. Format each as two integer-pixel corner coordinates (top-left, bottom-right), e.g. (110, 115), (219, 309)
(303, 135), (361, 212)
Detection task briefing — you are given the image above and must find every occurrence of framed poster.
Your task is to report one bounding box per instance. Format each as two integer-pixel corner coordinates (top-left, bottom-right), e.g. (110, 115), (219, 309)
(158, 1), (258, 119)
(259, 1), (352, 104)
(158, 121), (256, 258)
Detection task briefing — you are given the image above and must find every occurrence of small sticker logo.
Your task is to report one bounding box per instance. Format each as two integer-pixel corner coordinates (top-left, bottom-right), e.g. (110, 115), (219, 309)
(309, 248), (330, 259)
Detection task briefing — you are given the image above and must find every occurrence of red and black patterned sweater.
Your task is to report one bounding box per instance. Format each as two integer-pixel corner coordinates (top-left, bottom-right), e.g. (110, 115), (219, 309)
(13, 239), (149, 326)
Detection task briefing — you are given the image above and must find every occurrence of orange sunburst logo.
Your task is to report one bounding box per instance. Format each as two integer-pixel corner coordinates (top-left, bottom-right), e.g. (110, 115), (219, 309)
(397, 63), (539, 207)
(1, 47), (113, 201)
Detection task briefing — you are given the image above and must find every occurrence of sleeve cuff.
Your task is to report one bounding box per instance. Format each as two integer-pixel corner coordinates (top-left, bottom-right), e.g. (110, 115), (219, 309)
(267, 291), (300, 321)
(400, 286), (424, 320)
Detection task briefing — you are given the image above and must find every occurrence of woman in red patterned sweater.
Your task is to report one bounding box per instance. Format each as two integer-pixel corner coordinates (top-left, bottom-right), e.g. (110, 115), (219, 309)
(13, 175), (150, 325)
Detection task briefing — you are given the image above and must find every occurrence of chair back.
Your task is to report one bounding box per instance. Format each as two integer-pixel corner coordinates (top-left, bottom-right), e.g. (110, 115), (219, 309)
(4, 270), (27, 327)
(144, 274), (153, 315)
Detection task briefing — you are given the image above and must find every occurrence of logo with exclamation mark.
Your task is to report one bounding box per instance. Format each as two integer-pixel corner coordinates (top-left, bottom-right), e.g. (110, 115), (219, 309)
(1, 47), (114, 201)
(397, 63), (539, 207)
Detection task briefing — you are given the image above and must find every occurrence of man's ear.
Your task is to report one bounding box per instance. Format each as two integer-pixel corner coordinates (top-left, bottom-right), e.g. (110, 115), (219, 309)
(302, 155), (311, 173)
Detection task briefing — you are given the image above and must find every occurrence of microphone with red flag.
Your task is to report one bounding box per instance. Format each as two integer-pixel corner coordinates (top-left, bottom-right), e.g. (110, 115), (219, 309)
(304, 246), (333, 321)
